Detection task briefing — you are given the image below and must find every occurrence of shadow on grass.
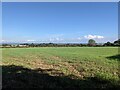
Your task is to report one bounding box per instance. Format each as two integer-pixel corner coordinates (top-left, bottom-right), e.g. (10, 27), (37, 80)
(1, 65), (120, 89)
(106, 54), (120, 61)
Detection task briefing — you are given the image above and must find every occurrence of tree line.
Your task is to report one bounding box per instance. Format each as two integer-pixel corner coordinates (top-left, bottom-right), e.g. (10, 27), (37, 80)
(1, 39), (120, 48)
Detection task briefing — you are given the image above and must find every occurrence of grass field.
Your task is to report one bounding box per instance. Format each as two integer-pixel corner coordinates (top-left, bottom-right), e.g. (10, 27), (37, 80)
(1, 47), (120, 88)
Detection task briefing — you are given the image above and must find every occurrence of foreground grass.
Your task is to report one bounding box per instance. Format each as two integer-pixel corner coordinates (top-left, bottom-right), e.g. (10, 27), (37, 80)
(2, 47), (120, 88)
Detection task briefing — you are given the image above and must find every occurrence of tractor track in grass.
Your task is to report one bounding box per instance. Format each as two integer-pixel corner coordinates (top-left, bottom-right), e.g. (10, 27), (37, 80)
(27, 55), (83, 78)
(49, 55), (83, 78)
(3, 55), (83, 78)
(2, 56), (64, 76)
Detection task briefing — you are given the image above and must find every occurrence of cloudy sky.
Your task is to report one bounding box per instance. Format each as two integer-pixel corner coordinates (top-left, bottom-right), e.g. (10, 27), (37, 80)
(2, 2), (118, 43)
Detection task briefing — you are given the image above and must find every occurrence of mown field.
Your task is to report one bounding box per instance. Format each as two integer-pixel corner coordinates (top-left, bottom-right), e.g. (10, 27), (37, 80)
(1, 47), (120, 88)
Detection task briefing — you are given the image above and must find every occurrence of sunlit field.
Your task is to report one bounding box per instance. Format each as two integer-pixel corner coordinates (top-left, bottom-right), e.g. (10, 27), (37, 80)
(1, 47), (120, 88)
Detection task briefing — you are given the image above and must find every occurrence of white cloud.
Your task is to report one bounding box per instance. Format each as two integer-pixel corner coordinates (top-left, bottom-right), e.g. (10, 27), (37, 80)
(56, 38), (59, 41)
(77, 37), (82, 40)
(56, 38), (63, 41)
(97, 36), (104, 39)
(49, 37), (64, 42)
(27, 40), (35, 42)
(49, 38), (54, 42)
(84, 35), (104, 39)
(2, 40), (5, 42)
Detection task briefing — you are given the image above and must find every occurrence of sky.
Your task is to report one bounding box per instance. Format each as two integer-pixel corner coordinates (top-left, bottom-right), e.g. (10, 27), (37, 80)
(2, 2), (118, 43)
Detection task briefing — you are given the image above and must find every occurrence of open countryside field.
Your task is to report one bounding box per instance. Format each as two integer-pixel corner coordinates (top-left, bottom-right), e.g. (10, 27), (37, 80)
(1, 47), (120, 88)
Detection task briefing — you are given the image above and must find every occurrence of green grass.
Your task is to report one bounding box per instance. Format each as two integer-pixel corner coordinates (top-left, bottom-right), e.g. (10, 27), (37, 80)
(1, 47), (120, 88)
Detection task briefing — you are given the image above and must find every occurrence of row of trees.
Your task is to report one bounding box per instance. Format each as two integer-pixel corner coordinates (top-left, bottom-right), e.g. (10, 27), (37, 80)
(88, 39), (120, 46)
(1, 39), (120, 48)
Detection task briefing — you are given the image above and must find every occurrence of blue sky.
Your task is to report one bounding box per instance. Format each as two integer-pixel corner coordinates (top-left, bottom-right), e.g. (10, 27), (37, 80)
(2, 2), (118, 43)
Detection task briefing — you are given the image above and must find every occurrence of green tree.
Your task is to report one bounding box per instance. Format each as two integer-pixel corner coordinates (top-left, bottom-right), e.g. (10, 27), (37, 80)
(114, 39), (120, 46)
(103, 42), (114, 46)
(88, 39), (96, 46)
